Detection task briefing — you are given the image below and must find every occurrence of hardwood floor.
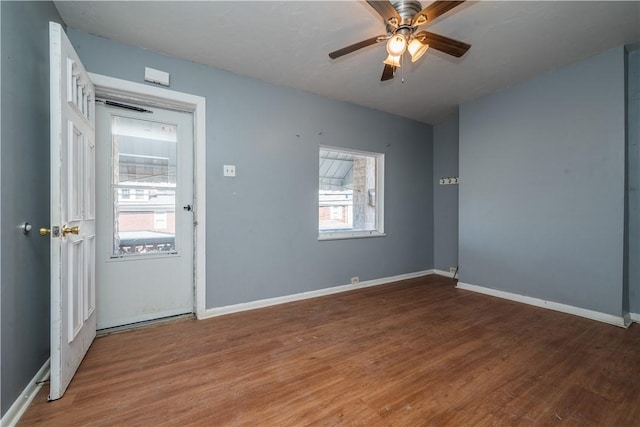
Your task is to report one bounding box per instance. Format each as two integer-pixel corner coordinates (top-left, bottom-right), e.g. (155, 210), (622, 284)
(19, 275), (640, 426)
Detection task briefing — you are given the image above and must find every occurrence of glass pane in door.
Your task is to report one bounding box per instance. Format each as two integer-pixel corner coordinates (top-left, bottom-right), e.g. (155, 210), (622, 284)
(111, 115), (178, 256)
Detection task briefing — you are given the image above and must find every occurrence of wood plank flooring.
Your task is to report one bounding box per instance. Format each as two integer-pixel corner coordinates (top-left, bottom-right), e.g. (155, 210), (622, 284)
(19, 275), (640, 426)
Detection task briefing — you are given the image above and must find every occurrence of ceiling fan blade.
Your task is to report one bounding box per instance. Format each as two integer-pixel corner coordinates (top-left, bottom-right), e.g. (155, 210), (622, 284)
(416, 31), (470, 58)
(367, 0), (401, 26)
(413, 1), (465, 26)
(329, 35), (385, 59)
(381, 64), (395, 81)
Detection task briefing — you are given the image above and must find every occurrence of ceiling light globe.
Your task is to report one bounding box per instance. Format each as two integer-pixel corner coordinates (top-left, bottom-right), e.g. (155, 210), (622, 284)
(386, 34), (407, 56)
(383, 55), (402, 68)
(408, 39), (429, 62)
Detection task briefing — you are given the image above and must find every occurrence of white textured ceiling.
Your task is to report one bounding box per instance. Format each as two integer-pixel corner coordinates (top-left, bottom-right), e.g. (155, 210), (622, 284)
(54, 1), (640, 124)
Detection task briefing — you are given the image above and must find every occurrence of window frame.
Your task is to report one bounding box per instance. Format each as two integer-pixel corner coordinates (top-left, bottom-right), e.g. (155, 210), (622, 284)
(318, 145), (385, 241)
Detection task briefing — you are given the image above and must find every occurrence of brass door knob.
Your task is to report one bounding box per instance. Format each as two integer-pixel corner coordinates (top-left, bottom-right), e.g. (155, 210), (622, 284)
(40, 227), (51, 236)
(62, 225), (79, 236)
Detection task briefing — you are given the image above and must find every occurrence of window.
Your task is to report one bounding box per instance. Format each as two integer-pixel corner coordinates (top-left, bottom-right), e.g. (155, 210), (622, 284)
(319, 146), (384, 240)
(134, 188), (146, 200)
(111, 115), (177, 256)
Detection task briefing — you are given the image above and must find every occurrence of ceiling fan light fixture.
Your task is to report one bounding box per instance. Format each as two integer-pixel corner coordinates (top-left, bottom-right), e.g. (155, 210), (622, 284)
(408, 39), (429, 62)
(383, 54), (402, 68)
(386, 33), (407, 56)
(327, 1), (471, 82)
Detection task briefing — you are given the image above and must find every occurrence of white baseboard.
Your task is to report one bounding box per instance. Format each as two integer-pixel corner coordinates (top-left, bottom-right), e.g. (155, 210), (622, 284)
(456, 282), (630, 328)
(433, 269), (456, 278)
(198, 269), (435, 320)
(1, 358), (50, 427)
(631, 313), (640, 323)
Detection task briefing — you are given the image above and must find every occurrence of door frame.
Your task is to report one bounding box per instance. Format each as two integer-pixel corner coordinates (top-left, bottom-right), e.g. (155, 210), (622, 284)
(89, 73), (207, 319)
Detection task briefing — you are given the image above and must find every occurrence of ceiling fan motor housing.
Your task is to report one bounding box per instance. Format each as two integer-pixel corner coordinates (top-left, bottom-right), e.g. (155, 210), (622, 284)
(389, 0), (422, 31)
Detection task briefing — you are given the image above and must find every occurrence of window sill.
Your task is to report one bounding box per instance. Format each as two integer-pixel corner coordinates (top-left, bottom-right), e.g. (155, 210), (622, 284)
(318, 231), (386, 241)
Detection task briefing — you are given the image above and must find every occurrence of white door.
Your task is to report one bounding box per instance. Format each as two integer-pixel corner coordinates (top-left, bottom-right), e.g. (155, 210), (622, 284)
(95, 102), (194, 329)
(48, 22), (96, 400)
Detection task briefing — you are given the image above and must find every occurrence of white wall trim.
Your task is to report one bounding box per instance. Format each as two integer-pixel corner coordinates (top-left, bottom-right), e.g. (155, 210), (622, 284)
(88, 73), (207, 320)
(433, 269), (456, 278)
(1, 358), (50, 427)
(630, 313), (640, 323)
(456, 281), (630, 328)
(200, 270), (435, 319)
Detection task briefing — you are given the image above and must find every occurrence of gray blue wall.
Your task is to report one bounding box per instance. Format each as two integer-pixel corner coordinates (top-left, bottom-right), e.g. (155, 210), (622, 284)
(459, 46), (627, 316)
(0, 1), (63, 417)
(67, 29), (434, 308)
(629, 49), (640, 314)
(433, 113), (459, 272)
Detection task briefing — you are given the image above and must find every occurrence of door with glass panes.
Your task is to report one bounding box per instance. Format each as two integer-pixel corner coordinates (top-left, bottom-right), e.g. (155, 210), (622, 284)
(95, 102), (194, 329)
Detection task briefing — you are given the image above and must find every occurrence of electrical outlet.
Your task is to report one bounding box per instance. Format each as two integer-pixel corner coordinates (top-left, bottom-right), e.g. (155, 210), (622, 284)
(223, 164), (236, 177)
(351, 276), (359, 285)
(450, 267), (457, 274)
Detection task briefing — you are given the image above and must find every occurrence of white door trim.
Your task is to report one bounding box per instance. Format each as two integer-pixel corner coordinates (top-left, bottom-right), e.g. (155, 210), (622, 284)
(89, 73), (207, 319)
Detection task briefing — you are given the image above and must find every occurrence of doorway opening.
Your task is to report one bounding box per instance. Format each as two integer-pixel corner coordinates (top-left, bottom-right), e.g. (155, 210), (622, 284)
(96, 101), (194, 329)
(90, 74), (207, 328)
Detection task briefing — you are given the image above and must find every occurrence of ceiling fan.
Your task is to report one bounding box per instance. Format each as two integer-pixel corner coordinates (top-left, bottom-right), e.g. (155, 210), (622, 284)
(329, 0), (471, 81)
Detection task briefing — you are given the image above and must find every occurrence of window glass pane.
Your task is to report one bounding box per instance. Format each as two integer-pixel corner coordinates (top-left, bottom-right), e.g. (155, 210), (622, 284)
(319, 148), (378, 233)
(111, 116), (178, 256)
(113, 188), (176, 255)
(112, 116), (177, 185)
